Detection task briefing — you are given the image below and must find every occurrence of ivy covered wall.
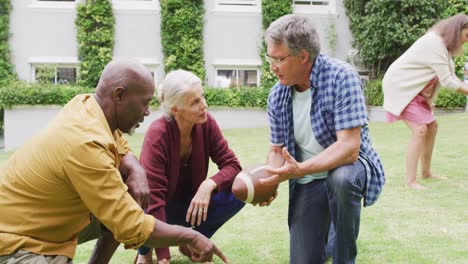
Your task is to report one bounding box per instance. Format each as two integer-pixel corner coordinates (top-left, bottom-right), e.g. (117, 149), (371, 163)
(75, 0), (115, 88)
(0, 0), (16, 85)
(160, 0), (205, 80)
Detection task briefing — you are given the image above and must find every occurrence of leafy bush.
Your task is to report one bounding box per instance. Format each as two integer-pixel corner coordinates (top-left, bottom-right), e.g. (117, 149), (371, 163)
(205, 87), (269, 109)
(160, 0), (205, 80)
(260, 0), (292, 89)
(434, 89), (466, 109)
(75, 0), (115, 88)
(363, 78), (466, 109)
(364, 79), (384, 106)
(442, 0), (468, 78)
(0, 82), (269, 109)
(0, 0), (16, 85)
(344, 0), (447, 77)
(0, 82), (94, 108)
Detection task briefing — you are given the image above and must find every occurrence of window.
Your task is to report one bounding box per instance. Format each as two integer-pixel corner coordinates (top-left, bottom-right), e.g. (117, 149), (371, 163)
(112, 0), (159, 12)
(34, 66), (77, 84)
(216, 69), (258, 88)
(214, 0), (260, 13)
(293, 0), (336, 14)
(217, 0), (258, 6)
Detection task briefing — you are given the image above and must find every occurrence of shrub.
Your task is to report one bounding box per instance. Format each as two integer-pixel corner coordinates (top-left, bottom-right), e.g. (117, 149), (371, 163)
(344, 0), (447, 77)
(0, 83), (269, 109)
(442, 0), (468, 78)
(363, 78), (466, 109)
(0, 82), (94, 109)
(260, 0), (292, 90)
(364, 79), (383, 106)
(0, 0), (16, 85)
(160, 0), (205, 80)
(205, 87), (269, 109)
(434, 89), (466, 109)
(75, 0), (115, 88)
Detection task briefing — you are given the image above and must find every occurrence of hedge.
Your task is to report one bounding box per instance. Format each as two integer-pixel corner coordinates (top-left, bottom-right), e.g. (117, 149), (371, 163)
(364, 79), (466, 109)
(0, 83), (270, 109)
(0, 83), (94, 109)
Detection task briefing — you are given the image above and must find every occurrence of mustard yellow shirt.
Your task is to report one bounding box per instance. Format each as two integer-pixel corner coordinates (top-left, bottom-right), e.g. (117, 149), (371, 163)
(0, 94), (155, 258)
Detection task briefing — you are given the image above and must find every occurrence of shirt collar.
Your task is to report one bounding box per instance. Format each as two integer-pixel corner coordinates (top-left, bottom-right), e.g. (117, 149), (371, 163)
(309, 54), (323, 90)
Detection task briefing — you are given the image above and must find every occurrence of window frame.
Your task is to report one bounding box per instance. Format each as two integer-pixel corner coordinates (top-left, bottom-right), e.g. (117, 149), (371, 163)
(214, 67), (260, 88)
(112, 0), (159, 13)
(29, 0), (77, 10)
(293, 0), (337, 15)
(32, 64), (78, 85)
(28, 57), (79, 85)
(213, 0), (260, 13)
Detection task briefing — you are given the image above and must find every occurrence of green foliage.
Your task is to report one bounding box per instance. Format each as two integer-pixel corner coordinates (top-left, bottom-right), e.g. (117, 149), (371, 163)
(364, 78), (466, 109)
(160, 0), (205, 80)
(0, 81), (268, 109)
(0, 82), (94, 109)
(344, 0), (447, 77)
(434, 89), (466, 109)
(364, 79), (383, 106)
(0, 107), (3, 135)
(260, 0), (292, 89)
(35, 66), (56, 84)
(0, 0), (16, 85)
(75, 0), (115, 88)
(442, 0), (468, 78)
(204, 87), (269, 109)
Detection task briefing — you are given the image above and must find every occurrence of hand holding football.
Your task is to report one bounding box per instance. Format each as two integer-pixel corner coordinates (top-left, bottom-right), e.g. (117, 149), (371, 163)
(231, 164), (278, 204)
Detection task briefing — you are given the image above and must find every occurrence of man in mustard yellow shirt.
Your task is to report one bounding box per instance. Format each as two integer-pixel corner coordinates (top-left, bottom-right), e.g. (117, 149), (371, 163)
(0, 60), (227, 264)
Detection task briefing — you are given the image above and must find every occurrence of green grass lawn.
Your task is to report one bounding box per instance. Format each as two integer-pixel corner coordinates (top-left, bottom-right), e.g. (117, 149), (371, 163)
(1, 113), (467, 263)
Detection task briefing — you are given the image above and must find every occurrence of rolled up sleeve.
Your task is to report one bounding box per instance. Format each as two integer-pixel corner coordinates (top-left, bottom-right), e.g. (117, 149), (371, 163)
(64, 141), (155, 248)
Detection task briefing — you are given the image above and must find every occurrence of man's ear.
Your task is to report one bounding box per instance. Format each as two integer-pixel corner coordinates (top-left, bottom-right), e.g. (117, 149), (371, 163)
(300, 49), (310, 64)
(113, 86), (126, 104)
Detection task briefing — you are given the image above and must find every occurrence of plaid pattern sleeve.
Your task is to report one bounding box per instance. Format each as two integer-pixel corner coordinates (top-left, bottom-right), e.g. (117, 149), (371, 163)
(333, 70), (368, 131)
(268, 86), (286, 146)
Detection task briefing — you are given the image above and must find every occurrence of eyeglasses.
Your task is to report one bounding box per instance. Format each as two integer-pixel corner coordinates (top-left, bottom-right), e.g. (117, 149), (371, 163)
(264, 54), (292, 66)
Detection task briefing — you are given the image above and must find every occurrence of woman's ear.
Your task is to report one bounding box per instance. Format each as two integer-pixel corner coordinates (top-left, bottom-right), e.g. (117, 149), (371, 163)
(170, 105), (178, 114)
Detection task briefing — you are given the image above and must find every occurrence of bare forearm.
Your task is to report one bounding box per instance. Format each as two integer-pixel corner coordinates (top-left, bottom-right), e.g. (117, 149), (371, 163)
(300, 140), (359, 175)
(267, 146), (285, 168)
(144, 220), (198, 248)
(88, 230), (120, 264)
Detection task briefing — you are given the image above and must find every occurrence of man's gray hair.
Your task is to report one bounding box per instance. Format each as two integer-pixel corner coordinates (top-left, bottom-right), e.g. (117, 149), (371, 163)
(157, 69), (202, 118)
(265, 14), (321, 62)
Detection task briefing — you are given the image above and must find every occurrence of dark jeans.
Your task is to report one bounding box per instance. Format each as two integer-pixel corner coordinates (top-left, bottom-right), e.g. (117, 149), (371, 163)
(289, 160), (366, 264)
(138, 188), (245, 255)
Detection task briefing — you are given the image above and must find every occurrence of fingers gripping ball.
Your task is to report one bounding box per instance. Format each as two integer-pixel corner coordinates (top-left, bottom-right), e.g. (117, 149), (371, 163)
(232, 164), (278, 204)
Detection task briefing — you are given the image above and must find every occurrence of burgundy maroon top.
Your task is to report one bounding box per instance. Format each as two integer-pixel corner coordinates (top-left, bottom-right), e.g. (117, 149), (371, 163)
(140, 113), (241, 260)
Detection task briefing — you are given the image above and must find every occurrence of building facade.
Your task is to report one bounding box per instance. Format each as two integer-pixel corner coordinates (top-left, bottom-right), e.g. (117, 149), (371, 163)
(9, 0), (355, 88)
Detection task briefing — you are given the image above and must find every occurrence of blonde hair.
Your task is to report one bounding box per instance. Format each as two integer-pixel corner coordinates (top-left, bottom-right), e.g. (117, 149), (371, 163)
(431, 14), (468, 54)
(157, 69), (202, 118)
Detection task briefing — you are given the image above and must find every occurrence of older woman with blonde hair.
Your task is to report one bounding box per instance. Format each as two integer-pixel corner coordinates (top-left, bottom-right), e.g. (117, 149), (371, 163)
(383, 14), (468, 189)
(135, 70), (245, 263)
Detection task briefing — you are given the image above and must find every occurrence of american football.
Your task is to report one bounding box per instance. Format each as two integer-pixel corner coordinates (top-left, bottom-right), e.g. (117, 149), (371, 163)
(232, 164), (278, 204)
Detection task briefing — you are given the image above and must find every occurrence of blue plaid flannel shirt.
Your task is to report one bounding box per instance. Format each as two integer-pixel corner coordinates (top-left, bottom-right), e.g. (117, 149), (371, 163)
(267, 54), (385, 207)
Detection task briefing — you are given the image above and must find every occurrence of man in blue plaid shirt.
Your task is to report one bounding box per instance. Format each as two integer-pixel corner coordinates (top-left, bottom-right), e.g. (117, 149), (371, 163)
(261, 15), (385, 264)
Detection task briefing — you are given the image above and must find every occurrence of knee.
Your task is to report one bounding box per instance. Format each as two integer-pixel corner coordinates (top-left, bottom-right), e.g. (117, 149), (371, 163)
(427, 121), (438, 134)
(326, 165), (355, 192)
(413, 124), (428, 138)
